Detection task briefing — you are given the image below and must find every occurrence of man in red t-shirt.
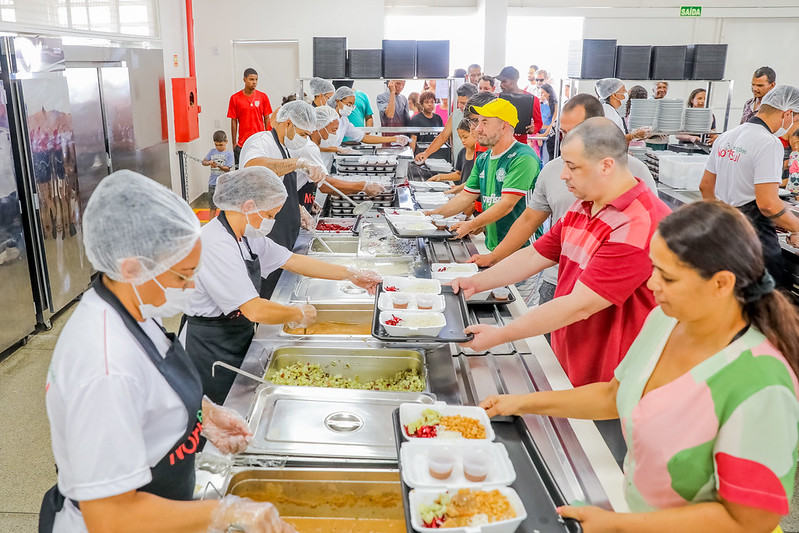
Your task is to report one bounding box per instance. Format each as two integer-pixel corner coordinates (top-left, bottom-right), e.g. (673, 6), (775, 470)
(452, 117), (671, 387)
(227, 67), (272, 166)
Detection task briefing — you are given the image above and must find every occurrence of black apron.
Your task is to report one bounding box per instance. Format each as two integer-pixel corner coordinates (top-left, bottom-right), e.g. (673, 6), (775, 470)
(261, 128), (301, 299)
(39, 278), (203, 533)
(737, 117), (787, 288)
(184, 211), (261, 405)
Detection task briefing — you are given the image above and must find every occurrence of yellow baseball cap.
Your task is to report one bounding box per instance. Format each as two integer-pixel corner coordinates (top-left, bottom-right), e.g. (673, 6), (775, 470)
(472, 98), (519, 128)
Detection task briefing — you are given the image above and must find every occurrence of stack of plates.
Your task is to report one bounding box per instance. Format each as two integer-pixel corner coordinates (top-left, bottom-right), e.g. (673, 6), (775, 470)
(683, 108), (713, 133)
(655, 99), (685, 133)
(628, 145), (649, 162)
(628, 99), (659, 130)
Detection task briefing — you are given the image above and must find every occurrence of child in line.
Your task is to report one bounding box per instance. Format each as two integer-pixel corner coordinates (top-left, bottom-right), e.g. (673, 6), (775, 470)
(427, 118), (477, 189)
(202, 130), (234, 218)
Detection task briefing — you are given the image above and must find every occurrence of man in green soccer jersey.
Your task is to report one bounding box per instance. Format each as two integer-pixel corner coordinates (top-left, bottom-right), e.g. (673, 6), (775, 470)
(427, 98), (541, 250)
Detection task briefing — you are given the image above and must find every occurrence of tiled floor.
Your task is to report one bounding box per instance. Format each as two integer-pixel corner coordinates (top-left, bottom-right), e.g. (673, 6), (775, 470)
(3, 291), (799, 532)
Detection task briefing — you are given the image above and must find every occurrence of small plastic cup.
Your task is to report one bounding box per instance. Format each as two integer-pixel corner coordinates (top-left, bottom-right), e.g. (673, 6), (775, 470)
(428, 452), (455, 480)
(416, 295), (436, 310)
(433, 219), (448, 230)
(462, 453), (490, 482)
(392, 293), (410, 309)
(491, 287), (511, 301)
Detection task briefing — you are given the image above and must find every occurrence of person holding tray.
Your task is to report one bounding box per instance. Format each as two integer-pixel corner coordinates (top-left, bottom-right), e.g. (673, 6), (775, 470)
(480, 201), (799, 533)
(181, 167), (380, 404)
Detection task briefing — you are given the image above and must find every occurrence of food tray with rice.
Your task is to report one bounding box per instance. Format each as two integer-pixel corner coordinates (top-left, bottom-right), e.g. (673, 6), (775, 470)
(392, 410), (583, 533)
(372, 283), (473, 343)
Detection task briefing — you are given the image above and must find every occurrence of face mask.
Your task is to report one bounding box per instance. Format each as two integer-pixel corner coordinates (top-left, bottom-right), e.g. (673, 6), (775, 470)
(613, 92), (627, 113)
(284, 124), (308, 150)
(339, 104), (354, 117)
(774, 112), (793, 137)
(244, 211), (276, 238)
(133, 278), (194, 319)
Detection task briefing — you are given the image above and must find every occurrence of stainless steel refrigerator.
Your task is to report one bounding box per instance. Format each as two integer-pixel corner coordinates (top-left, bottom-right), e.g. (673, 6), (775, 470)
(2, 36), (95, 324)
(0, 73), (36, 352)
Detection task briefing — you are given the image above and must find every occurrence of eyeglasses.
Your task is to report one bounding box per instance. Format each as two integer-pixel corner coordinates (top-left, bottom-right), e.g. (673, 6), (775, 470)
(169, 261), (201, 283)
(535, 78), (545, 82)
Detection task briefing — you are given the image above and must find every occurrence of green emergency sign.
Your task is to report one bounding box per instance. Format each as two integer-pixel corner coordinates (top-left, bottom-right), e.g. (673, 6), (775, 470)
(680, 6), (702, 16)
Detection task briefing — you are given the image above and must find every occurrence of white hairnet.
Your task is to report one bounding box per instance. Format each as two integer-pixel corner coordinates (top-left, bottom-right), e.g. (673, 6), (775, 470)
(761, 85), (799, 113)
(595, 78), (624, 100)
(276, 100), (316, 131)
(309, 77), (335, 96)
(83, 170), (200, 285)
(327, 86), (355, 108)
(213, 166), (288, 213)
(315, 105), (340, 129)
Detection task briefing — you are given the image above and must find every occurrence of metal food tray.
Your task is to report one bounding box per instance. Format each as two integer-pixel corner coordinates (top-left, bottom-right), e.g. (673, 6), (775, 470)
(313, 217), (359, 234)
(244, 385), (434, 460)
(391, 410), (582, 533)
(371, 284), (473, 343)
(467, 287), (517, 306)
(384, 214), (454, 240)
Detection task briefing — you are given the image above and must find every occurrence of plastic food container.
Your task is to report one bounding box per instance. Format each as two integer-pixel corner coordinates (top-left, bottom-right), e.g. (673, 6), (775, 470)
(427, 452), (455, 480)
(416, 295), (436, 310)
(378, 293), (446, 313)
(463, 453), (490, 482)
(383, 276), (441, 294)
(490, 287), (510, 301)
(399, 402), (496, 442)
(408, 487), (526, 533)
(380, 311), (446, 338)
(392, 293), (410, 309)
(400, 441), (516, 489)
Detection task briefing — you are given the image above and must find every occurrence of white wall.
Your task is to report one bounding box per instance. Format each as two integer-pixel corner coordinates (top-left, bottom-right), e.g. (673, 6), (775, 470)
(184, 0), (387, 203)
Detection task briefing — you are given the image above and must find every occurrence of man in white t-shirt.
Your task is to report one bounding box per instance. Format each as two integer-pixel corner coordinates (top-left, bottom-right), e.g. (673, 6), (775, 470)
(468, 94), (656, 310)
(701, 85), (799, 286)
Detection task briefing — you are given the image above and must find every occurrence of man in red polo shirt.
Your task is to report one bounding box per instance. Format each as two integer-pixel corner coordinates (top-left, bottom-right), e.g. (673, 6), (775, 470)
(452, 117), (671, 387)
(228, 67), (272, 166)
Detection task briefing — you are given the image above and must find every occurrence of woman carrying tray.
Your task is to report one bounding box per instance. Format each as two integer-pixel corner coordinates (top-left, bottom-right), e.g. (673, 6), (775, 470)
(481, 202), (799, 533)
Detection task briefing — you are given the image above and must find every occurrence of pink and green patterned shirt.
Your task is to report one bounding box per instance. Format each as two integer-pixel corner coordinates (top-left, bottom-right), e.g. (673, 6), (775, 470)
(615, 307), (799, 515)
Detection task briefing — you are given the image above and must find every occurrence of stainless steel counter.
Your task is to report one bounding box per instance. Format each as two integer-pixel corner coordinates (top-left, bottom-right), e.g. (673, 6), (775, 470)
(195, 185), (626, 526)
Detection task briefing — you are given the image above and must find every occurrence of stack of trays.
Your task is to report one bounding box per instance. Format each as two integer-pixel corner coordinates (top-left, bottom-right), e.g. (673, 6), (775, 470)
(397, 403), (527, 533)
(383, 40), (417, 79)
(650, 45), (688, 80)
(614, 45), (652, 79)
(567, 39), (616, 79)
(416, 40), (450, 79)
(628, 98), (659, 130)
(684, 44), (727, 80)
(655, 99), (685, 133)
(628, 145), (649, 163)
(683, 107), (714, 133)
(313, 37), (347, 79)
(347, 49), (382, 79)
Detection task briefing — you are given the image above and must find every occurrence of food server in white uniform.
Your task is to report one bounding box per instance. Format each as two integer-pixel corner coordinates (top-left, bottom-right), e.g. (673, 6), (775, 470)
(40, 170), (295, 533)
(181, 167), (380, 404)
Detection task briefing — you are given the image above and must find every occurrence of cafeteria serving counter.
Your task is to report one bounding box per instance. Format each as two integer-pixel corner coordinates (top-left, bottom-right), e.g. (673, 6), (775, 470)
(194, 189), (627, 531)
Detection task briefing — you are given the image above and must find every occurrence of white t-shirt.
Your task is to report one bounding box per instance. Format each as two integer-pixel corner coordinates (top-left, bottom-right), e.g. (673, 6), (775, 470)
(603, 103), (626, 133)
(529, 156), (657, 285)
(295, 141), (327, 190)
(46, 289), (185, 532)
(239, 130), (286, 168)
(188, 217), (293, 317)
(705, 121), (784, 207)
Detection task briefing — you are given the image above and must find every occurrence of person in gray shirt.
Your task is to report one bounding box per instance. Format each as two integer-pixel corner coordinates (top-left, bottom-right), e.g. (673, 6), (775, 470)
(469, 93), (656, 310)
(376, 80), (411, 128)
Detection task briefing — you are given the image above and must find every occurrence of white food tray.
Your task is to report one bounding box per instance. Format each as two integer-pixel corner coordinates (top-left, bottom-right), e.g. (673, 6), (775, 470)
(400, 440), (516, 489)
(399, 402), (496, 442)
(378, 293), (446, 313)
(408, 486), (526, 533)
(431, 262), (479, 281)
(383, 276), (442, 294)
(379, 310), (446, 337)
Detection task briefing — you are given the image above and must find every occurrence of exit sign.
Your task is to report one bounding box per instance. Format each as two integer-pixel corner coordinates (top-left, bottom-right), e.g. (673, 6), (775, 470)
(680, 6), (702, 16)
